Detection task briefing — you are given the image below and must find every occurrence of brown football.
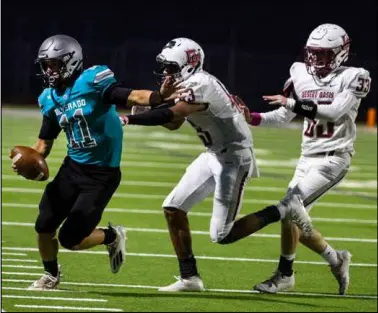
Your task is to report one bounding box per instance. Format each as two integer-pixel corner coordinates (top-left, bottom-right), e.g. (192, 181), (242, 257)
(10, 145), (49, 181)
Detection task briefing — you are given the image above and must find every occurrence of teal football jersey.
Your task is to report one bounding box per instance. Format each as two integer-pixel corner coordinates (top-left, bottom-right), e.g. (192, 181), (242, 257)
(38, 65), (123, 167)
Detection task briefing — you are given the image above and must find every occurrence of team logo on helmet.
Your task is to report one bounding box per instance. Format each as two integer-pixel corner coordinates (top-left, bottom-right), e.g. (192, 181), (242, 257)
(186, 49), (201, 67)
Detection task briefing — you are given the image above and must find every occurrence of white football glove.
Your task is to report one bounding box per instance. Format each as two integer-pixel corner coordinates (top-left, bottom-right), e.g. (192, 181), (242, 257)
(119, 115), (129, 126)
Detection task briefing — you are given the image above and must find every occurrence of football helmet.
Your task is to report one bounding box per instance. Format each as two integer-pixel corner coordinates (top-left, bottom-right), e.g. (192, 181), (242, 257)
(304, 24), (350, 79)
(35, 34), (83, 88)
(154, 38), (205, 84)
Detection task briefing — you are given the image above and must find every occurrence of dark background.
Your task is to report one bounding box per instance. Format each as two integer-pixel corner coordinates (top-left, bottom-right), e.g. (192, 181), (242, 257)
(2, 0), (377, 120)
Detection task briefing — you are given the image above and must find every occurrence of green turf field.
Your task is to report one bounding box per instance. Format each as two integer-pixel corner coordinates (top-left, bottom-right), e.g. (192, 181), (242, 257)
(1, 107), (377, 312)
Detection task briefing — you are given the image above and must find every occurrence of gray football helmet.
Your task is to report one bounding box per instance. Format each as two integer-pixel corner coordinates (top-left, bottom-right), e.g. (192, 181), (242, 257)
(35, 34), (83, 88)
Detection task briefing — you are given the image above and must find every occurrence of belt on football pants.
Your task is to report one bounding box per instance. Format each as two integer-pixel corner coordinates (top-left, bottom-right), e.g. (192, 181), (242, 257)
(315, 150), (335, 156)
(314, 150), (353, 157)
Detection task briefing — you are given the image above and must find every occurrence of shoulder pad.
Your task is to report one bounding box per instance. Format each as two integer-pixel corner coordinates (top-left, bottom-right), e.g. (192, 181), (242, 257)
(343, 67), (371, 98)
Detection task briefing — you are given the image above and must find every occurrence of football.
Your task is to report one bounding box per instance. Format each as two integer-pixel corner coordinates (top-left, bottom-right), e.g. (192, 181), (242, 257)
(10, 145), (49, 181)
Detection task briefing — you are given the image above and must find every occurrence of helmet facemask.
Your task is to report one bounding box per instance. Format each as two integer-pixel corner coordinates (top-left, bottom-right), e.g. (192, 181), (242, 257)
(304, 41), (350, 79)
(35, 51), (82, 88)
(153, 58), (182, 86)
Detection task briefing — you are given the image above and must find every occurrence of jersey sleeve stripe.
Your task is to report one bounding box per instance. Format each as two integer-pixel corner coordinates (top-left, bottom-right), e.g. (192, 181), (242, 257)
(94, 69), (114, 83)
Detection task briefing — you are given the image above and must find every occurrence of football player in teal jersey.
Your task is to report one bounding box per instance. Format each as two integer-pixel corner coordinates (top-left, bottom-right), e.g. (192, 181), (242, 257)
(11, 34), (178, 290)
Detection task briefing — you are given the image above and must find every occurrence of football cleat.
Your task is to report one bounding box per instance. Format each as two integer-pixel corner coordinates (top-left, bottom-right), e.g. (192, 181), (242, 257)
(330, 250), (352, 295)
(106, 223), (127, 274)
(158, 275), (204, 292)
(254, 270), (295, 294)
(28, 266), (61, 290)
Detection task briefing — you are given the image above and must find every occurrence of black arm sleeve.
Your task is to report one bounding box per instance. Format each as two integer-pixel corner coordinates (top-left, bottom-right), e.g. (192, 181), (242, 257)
(150, 100), (176, 111)
(127, 107), (174, 126)
(103, 84), (163, 107)
(292, 100), (318, 119)
(103, 84), (133, 105)
(38, 115), (62, 140)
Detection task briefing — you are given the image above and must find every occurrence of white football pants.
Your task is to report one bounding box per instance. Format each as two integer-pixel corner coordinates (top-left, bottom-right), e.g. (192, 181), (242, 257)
(284, 152), (351, 212)
(162, 147), (259, 242)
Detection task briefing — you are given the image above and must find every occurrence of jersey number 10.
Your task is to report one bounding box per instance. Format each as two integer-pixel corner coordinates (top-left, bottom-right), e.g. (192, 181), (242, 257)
(59, 108), (97, 149)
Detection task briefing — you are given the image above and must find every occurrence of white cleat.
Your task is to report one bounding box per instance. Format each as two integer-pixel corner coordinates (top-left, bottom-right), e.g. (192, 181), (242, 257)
(253, 271), (295, 294)
(158, 275), (204, 292)
(106, 223), (127, 274)
(330, 250), (352, 295)
(286, 195), (313, 237)
(28, 266), (61, 290)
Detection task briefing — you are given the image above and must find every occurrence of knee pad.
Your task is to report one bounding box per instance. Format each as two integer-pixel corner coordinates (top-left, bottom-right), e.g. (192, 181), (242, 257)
(34, 213), (59, 234)
(58, 227), (82, 250)
(163, 206), (186, 218)
(210, 217), (233, 243)
(163, 206), (180, 212)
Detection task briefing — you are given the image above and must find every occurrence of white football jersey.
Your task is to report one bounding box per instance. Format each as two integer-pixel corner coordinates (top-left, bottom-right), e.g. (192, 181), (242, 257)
(261, 62), (371, 156)
(177, 70), (252, 153)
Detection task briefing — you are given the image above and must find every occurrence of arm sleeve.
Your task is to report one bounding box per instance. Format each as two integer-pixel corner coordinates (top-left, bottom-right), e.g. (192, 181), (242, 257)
(260, 107), (297, 125)
(126, 107), (174, 126)
(103, 84), (133, 105)
(313, 68), (371, 121)
(38, 114), (61, 140)
(314, 92), (359, 121)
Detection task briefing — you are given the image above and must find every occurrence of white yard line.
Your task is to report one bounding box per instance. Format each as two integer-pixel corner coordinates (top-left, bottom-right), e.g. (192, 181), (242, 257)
(1, 253), (28, 257)
(2, 188), (376, 209)
(3, 295), (107, 302)
(2, 203), (376, 224)
(1, 259), (38, 263)
(3, 156), (364, 172)
(1, 287), (82, 293)
(3, 279), (376, 300)
(2, 247), (376, 267)
(2, 272), (44, 276)
(2, 175), (377, 196)
(2, 222), (377, 244)
(1, 265), (43, 269)
(14, 305), (122, 312)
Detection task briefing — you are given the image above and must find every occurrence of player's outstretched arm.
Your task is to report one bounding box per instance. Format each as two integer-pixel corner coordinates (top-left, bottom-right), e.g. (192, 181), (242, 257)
(130, 102), (185, 131)
(104, 76), (185, 107)
(263, 93), (359, 122)
(161, 119), (186, 131)
(263, 70), (371, 122)
(120, 100), (206, 127)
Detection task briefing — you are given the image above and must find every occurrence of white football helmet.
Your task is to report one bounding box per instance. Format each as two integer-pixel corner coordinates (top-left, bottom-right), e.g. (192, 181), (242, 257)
(304, 24), (350, 78)
(154, 38), (205, 84)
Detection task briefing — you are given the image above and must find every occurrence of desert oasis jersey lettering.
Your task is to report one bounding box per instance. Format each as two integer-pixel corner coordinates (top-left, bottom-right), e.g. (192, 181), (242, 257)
(290, 62), (371, 155)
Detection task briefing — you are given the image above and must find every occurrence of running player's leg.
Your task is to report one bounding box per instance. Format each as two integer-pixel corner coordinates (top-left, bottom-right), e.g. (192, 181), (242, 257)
(159, 152), (215, 292)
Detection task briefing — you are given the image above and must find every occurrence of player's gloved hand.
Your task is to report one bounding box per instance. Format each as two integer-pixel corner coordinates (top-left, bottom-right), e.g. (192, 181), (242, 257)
(159, 76), (188, 101)
(119, 115), (129, 126)
(131, 105), (151, 115)
(230, 94), (252, 123)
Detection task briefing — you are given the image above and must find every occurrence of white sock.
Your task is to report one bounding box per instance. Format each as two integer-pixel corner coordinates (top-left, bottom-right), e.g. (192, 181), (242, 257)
(281, 253), (296, 261)
(321, 245), (339, 266)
